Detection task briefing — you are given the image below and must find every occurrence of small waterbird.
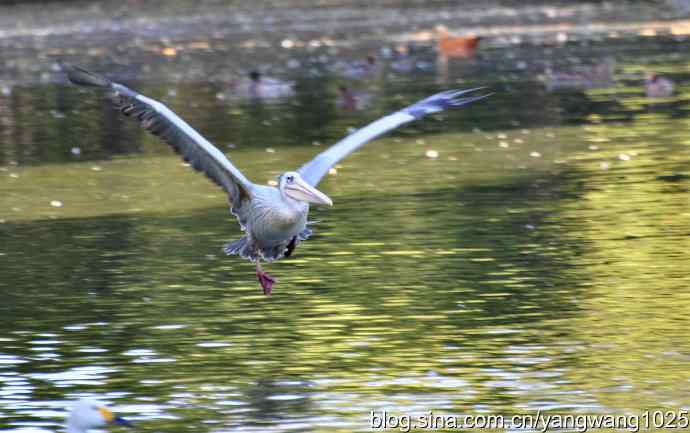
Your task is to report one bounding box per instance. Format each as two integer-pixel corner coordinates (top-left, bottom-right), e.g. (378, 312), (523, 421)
(230, 70), (295, 100)
(645, 72), (674, 98)
(63, 63), (489, 295)
(66, 400), (131, 433)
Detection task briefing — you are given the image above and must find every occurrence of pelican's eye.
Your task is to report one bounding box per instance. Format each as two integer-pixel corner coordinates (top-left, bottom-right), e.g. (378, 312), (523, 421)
(286, 175), (294, 183)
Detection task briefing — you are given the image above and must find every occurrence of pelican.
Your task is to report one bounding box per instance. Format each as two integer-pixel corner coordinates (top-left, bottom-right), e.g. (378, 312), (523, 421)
(63, 63), (489, 295)
(66, 400), (131, 433)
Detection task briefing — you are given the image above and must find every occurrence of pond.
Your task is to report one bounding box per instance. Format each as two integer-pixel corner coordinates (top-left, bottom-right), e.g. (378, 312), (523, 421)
(1, 5), (690, 433)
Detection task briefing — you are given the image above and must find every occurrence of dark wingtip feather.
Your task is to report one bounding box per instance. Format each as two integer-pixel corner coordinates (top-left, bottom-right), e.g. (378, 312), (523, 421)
(404, 87), (491, 119)
(60, 61), (112, 88)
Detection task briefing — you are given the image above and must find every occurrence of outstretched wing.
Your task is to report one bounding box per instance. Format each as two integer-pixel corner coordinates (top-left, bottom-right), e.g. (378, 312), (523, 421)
(62, 62), (253, 204)
(298, 88), (490, 186)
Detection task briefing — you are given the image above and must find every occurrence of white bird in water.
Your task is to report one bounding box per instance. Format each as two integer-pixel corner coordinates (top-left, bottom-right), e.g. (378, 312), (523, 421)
(66, 400), (131, 433)
(62, 62), (490, 295)
(230, 70), (295, 100)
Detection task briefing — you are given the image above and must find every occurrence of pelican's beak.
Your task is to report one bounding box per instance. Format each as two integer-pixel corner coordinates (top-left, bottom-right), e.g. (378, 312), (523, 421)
(99, 407), (133, 428)
(286, 177), (333, 206)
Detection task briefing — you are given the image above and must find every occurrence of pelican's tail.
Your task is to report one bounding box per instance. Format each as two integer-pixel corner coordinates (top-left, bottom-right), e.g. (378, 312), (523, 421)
(61, 62), (112, 88)
(223, 237), (254, 259)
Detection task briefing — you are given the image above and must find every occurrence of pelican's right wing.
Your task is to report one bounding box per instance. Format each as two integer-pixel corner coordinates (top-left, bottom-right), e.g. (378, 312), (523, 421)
(63, 63), (253, 204)
(297, 89), (490, 187)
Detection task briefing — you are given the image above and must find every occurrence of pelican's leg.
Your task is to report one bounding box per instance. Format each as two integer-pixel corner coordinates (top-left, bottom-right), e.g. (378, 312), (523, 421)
(256, 259), (276, 296)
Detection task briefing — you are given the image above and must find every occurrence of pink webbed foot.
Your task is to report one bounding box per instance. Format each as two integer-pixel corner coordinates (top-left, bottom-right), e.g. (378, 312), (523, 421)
(256, 271), (276, 295)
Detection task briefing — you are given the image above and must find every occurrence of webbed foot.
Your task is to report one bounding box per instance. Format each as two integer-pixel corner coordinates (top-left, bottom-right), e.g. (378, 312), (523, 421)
(256, 271), (276, 295)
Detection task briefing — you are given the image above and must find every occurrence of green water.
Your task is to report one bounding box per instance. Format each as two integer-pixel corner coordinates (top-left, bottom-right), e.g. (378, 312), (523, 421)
(1, 30), (690, 433)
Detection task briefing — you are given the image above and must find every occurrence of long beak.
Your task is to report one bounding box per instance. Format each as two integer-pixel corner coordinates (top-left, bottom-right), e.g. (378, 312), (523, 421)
(287, 177), (333, 206)
(99, 407), (133, 428)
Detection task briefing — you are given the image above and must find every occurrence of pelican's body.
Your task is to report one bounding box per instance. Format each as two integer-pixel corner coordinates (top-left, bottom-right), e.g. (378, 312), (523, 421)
(63, 62), (489, 294)
(228, 181), (312, 262)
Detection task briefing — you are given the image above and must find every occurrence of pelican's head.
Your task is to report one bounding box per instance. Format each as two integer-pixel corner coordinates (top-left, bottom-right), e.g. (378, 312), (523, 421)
(279, 171), (333, 206)
(66, 400), (132, 433)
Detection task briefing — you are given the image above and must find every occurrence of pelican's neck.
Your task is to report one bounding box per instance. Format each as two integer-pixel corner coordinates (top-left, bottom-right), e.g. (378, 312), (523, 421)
(279, 187), (309, 213)
(281, 190), (300, 208)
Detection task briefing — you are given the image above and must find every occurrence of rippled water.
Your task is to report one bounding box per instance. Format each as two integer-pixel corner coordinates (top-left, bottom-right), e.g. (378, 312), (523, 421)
(1, 9), (690, 433)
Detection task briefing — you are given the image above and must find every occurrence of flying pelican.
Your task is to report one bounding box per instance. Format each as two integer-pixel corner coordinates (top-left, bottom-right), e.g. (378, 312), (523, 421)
(63, 63), (489, 295)
(66, 400), (132, 433)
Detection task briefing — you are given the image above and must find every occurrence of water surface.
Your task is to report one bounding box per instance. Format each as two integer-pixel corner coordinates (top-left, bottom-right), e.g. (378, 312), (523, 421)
(1, 12), (690, 433)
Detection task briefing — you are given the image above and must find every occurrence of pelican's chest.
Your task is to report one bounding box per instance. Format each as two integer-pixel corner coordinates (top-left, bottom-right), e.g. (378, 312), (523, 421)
(271, 202), (303, 228)
(250, 189), (308, 241)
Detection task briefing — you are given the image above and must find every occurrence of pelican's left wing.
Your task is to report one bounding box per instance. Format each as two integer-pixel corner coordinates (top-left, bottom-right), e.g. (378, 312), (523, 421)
(297, 88), (490, 186)
(62, 62), (254, 205)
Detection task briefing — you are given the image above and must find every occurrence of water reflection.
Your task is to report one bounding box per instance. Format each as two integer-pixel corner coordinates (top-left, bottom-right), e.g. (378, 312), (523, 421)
(0, 12), (690, 433)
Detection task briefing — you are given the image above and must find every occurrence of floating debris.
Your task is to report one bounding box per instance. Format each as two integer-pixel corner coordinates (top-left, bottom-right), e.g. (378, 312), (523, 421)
(618, 153), (631, 161)
(530, 151), (542, 158)
(91, 166), (102, 171)
(162, 47), (177, 57)
(71, 147), (81, 156)
(600, 161), (610, 170)
(425, 149), (439, 159)
(9, 173), (19, 178)
(589, 145), (599, 150)
(499, 141), (509, 148)
(50, 200), (64, 208)
(265, 147), (276, 153)
(328, 168), (338, 175)
(267, 179), (278, 186)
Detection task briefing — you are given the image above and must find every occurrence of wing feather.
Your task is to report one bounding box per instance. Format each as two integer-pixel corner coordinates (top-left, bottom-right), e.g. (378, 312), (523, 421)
(298, 88), (490, 186)
(63, 63), (253, 205)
